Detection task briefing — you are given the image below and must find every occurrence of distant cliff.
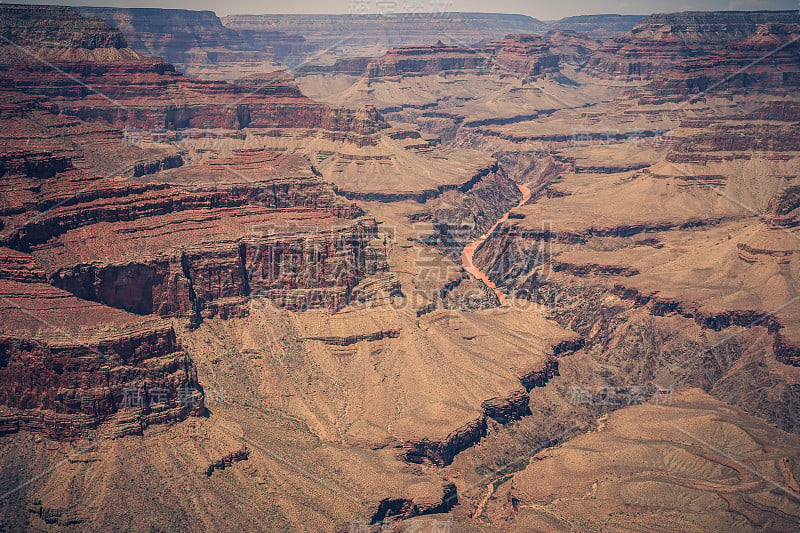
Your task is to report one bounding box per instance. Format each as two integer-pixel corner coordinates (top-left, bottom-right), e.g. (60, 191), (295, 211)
(632, 10), (800, 42)
(548, 14), (644, 37)
(222, 12), (545, 51)
(1, 4), (127, 49)
(355, 35), (559, 79)
(74, 6), (307, 73)
(583, 9), (800, 79)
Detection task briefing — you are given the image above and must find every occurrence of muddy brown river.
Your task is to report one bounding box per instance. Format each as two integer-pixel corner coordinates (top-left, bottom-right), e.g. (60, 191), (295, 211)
(461, 184), (531, 303)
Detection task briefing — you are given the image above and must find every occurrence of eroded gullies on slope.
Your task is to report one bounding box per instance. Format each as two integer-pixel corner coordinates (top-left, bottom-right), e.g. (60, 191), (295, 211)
(1, 5), (800, 531)
(0, 5), (577, 530)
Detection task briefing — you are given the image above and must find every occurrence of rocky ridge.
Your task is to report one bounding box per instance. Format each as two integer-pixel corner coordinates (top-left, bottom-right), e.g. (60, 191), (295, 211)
(583, 10), (800, 79)
(3, 5), (800, 532)
(0, 5), (396, 445)
(74, 7), (309, 79)
(0, 248), (205, 440)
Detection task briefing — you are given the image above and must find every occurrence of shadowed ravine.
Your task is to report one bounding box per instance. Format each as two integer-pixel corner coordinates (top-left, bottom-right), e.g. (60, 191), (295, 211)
(461, 183), (531, 303)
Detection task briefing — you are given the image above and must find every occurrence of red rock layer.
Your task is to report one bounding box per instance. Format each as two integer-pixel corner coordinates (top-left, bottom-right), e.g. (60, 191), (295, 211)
(39, 207), (388, 319)
(542, 30), (601, 67)
(0, 248), (204, 440)
(0, 5), (396, 441)
(0, 5), (389, 146)
(640, 23), (800, 102)
(366, 42), (493, 77)
(0, 121), (385, 319)
(73, 6), (303, 65)
(583, 10), (800, 79)
(485, 34), (560, 77)
(363, 36), (559, 79)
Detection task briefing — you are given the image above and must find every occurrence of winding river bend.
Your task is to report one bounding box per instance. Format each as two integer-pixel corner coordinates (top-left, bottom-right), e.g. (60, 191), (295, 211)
(461, 184), (532, 304)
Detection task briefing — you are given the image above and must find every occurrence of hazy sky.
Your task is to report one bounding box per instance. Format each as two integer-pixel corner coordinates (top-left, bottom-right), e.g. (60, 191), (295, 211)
(13, 0), (799, 19)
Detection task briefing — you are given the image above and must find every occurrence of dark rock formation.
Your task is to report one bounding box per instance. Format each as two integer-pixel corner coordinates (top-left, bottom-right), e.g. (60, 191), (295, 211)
(0, 248), (205, 440)
(369, 482), (457, 524)
(204, 447), (249, 476)
(399, 353), (561, 466)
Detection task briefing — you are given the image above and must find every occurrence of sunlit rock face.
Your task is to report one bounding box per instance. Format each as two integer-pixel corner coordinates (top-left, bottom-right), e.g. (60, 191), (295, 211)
(1, 4), (800, 532)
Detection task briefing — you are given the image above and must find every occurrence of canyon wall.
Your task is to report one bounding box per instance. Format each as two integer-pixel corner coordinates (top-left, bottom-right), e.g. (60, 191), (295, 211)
(0, 248), (205, 440)
(74, 6), (310, 78)
(0, 5), (396, 445)
(584, 10), (800, 79)
(222, 12), (545, 52)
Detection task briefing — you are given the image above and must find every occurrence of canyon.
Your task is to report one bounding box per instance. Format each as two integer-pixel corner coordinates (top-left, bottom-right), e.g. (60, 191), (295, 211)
(462, 184), (532, 303)
(0, 4), (799, 532)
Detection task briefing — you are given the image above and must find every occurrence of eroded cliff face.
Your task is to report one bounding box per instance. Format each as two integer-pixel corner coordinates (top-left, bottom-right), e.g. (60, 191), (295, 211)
(640, 22), (800, 102)
(0, 131), (206, 440)
(469, 388), (800, 531)
(466, 23), (800, 438)
(583, 10), (800, 79)
(0, 57), (386, 145)
(0, 4), (127, 49)
(74, 7), (263, 62)
(0, 5), (390, 148)
(72, 7), (312, 80)
(296, 15), (798, 526)
(4, 4), (800, 531)
(417, 162), (522, 261)
(6, 127), (389, 321)
(332, 36), (560, 80)
(548, 14), (644, 37)
(0, 248), (205, 440)
(0, 5), (398, 449)
(221, 12), (546, 57)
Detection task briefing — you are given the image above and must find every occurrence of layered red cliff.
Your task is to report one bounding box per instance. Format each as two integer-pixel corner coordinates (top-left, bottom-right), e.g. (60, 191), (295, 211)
(0, 5), (395, 440)
(584, 10), (800, 79)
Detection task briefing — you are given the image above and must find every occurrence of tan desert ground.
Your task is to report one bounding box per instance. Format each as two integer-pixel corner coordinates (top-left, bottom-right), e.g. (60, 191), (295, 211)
(0, 3), (799, 532)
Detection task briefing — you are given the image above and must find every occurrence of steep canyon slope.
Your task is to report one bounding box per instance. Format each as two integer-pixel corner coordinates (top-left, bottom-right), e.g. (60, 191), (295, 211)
(1, 4), (799, 532)
(0, 5), (576, 531)
(288, 9), (800, 530)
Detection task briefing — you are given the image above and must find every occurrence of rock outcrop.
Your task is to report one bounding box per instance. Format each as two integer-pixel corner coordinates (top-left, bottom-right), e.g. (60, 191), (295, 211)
(10, 144), (390, 319)
(0, 249), (204, 440)
(400, 355), (561, 466)
(75, 7), (287, 62)
(584, 10), (800, 79)
(367, 42), (493, 78)
(548, 14), (644, 37)
(485, 34), (561, 77)
(222, 12), (545, 56)
(369, 482), (458, 524)
(356, 36), (559, 79)
(0, 5), (389, 146)
(0, 4), (127, 49)
(0, 6), (395, 444)
(641, 22), (800, 101)
(73, 7), (310, 79)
